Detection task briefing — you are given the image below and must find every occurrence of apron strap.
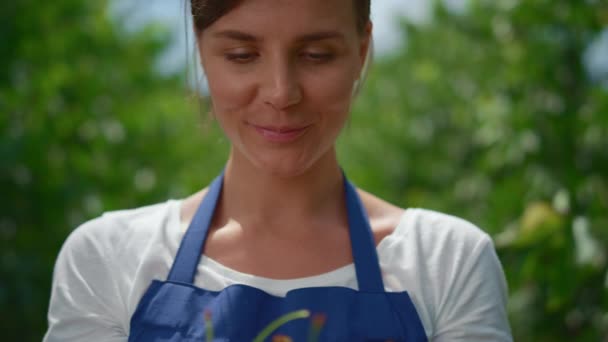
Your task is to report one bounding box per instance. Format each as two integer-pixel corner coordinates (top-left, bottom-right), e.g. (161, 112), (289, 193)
(167, 173), (224, 283)
(344, 176), (385, 292)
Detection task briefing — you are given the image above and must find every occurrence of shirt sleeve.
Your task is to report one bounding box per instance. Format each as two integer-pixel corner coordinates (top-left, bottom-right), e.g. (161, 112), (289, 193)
(432, 235), (512, 341)
(44, 218), (128, 342)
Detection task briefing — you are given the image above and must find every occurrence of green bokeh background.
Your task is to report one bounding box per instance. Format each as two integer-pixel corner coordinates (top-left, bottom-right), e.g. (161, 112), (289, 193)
(1, 0), (607, 341)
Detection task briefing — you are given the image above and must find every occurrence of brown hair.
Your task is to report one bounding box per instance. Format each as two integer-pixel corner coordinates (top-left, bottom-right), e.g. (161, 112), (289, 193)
(190, 0), (371, 35)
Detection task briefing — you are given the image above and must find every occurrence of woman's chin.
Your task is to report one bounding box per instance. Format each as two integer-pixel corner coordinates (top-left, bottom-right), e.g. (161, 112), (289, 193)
(230, 144), (335, 179)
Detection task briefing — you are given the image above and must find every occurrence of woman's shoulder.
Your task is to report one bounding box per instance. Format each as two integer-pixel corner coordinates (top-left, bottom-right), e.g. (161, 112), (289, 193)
(60, 200), (179, 259)
(399, 207), (491, 245)
(46, 200), (183, 340)
(380, 206), (494, 267)
(378, 208), (509, 339)
(359, 188), (491, 250)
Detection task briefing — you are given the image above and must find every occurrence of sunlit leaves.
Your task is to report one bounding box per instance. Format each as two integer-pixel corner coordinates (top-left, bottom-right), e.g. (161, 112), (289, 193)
(1, 1), (225, 340)
(339, 0), (608, 339)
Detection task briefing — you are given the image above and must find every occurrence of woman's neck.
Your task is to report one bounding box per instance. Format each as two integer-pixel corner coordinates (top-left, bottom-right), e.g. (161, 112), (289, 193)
(220, 148), (346, 231)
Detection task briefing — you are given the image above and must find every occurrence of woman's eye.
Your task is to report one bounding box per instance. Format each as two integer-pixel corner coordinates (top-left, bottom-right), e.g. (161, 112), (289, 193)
(225, 53), (257, 63)
(302, 52), (334, 63)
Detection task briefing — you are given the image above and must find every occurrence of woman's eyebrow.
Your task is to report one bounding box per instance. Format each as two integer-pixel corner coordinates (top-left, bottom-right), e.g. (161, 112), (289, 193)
(295, 31), (345, 43)
(213, 30), (258, 42)
(212, 30), (345, 43)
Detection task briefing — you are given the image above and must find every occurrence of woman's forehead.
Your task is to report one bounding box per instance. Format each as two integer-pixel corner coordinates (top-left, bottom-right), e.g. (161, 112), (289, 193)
(207, 0), (358, 36)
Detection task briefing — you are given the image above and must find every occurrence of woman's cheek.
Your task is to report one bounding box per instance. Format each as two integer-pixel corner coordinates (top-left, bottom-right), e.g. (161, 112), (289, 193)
(205, 73), (254, 144)
(309, 67), (357, 114)
(208, 72), (256, 113)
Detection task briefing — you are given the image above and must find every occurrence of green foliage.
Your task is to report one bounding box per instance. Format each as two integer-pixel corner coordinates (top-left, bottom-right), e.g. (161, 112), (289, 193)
(338, 0), (608, 340)
(0, 1), (226, 340)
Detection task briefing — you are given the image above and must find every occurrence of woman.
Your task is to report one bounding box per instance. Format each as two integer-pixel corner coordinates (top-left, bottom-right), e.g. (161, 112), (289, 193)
(44, 0), (512, 340)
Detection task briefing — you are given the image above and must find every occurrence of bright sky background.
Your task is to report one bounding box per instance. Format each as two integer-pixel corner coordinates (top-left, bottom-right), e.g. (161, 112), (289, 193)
(110, 0), (432, 74)
(110, 0), (607, 83)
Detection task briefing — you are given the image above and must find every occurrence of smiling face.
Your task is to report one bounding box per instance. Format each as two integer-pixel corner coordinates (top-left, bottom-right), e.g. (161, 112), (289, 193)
(197, 0), (371, 177)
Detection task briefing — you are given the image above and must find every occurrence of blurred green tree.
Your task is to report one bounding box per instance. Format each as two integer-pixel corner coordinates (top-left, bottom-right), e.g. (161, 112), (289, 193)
(0, 0), (226, 340)
(339, 0), (608, 340)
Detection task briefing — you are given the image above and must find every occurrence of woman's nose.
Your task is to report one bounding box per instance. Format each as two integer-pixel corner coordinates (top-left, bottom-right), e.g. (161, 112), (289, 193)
(262, 60), (302, 111)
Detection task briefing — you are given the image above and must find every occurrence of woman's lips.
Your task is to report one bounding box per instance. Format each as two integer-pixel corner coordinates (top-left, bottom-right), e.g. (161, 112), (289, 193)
(248, 123), (311, 143)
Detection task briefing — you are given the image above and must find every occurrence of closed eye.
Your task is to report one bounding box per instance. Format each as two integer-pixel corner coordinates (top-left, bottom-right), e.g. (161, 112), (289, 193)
(224, 52), (334, 64)
(225, 52), (258, 64)
(302, 52), (334, 63)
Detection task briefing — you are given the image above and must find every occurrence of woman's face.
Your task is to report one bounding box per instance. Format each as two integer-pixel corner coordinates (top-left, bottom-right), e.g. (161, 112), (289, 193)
(197, 0), (371, 177)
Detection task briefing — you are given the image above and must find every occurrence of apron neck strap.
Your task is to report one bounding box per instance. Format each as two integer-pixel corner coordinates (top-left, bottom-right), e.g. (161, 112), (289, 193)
(167, 171), (386, 292)
(167, 172), (224, 284)
(343, 174), (385, 292)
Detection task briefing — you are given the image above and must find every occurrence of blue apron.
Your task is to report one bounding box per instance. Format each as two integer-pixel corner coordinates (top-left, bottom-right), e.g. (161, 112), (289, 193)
(129, 173), (427, 341)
